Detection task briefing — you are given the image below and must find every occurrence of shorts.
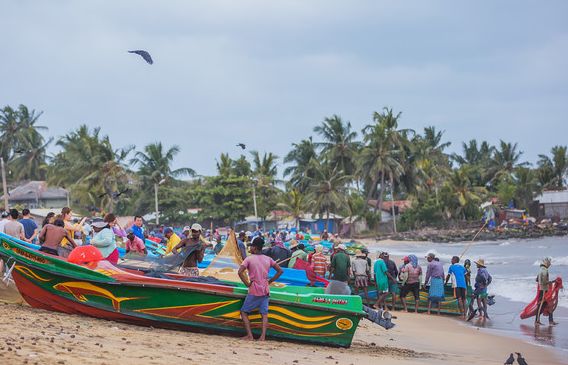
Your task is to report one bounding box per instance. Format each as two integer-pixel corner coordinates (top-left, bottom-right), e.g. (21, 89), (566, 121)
(389, 282), (400, 294)
(355, 275), (368, 288)
(474, 287), (487, 298)
(454, 287), (466, 301)
(400, 282), (420, 301)
(39, 246), (59, 256)
(179, 267), (200, 277)
(241, 294), (270, 315)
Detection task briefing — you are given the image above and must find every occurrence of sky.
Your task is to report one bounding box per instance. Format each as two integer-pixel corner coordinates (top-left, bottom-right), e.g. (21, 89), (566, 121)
(2, 1), (567, 177)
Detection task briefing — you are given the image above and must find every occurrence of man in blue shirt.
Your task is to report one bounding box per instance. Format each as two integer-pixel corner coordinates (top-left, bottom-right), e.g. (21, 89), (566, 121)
(131, 215), (146, 241)
(237, 231), (248, 260)
(19, 209), (38, 243)
(445, 255), (467, 319)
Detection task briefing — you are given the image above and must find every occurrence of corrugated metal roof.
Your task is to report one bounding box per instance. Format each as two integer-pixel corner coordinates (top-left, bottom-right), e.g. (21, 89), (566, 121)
(535, 190), (568, 204)
(1, 181), (68, 201)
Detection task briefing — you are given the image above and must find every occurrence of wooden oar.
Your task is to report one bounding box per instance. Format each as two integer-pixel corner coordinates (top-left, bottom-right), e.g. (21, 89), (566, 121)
(459, 220), (488, 259)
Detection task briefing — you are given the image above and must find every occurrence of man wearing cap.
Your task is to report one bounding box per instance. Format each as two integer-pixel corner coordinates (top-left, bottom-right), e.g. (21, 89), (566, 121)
(125, 229), (147, 255)
(288, 240), (307, 268)
(330, 244), (351, 283)
(473, 258), (492, 320)
(424, 252), (445, 315)
(164, 227), (181, 256)
(536, 257), (557, 325)
(173, 223), (206, 277)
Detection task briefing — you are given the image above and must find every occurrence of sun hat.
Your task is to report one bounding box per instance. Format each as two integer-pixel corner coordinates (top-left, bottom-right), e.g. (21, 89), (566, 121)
(355, 249), (365, 257)
(337, 243), (347, 251)
(190, 223), (203, 231)
(182, 226), (191, 232)
(91, 221), (108, 229)
(475, 259), (486, 267)
(289, 240), (299, 249)
(426, 252), (436, 259)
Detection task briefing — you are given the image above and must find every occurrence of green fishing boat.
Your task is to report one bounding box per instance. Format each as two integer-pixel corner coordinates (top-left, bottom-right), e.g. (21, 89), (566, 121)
(0, 233), (365, 347)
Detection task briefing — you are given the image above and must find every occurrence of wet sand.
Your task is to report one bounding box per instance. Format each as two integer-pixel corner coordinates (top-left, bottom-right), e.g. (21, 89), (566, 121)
(0, 300), (564, 365)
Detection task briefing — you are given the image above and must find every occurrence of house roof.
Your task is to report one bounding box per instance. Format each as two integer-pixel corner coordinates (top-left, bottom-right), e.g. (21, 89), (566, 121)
(299, 212), (344, 221)
(1, 181), (68, 201)
(534, 190), (568, 204)
(368, 200), (412, 213)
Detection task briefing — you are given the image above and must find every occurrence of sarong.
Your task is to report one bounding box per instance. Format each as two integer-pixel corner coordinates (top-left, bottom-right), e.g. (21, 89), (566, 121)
(428, 277), (445, 303)
(179, 266), (200, 277)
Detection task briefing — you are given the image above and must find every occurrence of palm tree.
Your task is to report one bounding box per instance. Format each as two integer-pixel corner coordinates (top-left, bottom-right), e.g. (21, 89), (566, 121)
(514, 167), (541, 210)
(442, 167), (487, 220)
(8, 132), (53, 181)
(537, 145), (568, 189)
(131, 142), (195, 224)
(250, 151), (279, 219)
(216, 153), (233, 177)
(313, 115), (360, 175)
(284, 137), (317, 193)
(359, 108), (410, 221)
(232, 155), (252, 177)
(489, 140), (528, 183)
(307, 161), (350, 231)
(278, 189), (306, 229)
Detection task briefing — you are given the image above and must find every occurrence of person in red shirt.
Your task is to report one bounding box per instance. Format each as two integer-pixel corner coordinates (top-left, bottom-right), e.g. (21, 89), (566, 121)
(125, 229), (147, 255)
(238, 236), (283, 341)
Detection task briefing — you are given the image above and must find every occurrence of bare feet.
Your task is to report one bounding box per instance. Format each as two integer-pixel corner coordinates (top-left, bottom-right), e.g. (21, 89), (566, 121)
(549, 321), (558, 326)
(257, 336), (266, 341)
(241, 335), (254, 340)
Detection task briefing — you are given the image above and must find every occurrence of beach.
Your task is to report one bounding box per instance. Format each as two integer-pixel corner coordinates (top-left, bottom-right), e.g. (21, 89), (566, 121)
(0, 300), (564, 365)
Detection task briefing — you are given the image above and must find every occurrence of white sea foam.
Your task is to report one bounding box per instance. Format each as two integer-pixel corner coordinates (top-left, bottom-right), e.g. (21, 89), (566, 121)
(499, 241), (511, 246)
(532, 255), (568, 267)
(491, 275), (568, 309)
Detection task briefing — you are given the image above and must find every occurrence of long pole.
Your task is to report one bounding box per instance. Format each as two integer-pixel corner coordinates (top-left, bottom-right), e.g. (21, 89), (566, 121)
(154, 183), (159, 226)
(1, 157), (8, 210)
(252, 183), (258, 229)
(459, 220), (488, 259)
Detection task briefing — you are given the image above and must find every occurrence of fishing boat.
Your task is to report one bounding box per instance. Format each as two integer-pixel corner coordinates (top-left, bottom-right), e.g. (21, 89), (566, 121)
(0, 233), (365, 347)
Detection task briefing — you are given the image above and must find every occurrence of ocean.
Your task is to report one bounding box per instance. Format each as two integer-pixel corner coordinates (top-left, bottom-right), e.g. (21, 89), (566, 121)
(376, 236), (568, 351)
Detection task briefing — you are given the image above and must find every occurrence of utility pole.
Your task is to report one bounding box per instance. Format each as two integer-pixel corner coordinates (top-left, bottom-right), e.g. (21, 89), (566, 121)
(1, 157), (8, 210)
(154, 183), (159, 226)
(252, 179), (258, 230)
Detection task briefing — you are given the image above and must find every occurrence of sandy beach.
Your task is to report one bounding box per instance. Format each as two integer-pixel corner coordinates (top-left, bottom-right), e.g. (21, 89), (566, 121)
(0, 296), (564, 365)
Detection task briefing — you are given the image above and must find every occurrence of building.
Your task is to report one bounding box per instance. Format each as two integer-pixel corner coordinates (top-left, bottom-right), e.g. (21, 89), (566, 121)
(533, 190), (568, 219)
(1, 181), (69, 209)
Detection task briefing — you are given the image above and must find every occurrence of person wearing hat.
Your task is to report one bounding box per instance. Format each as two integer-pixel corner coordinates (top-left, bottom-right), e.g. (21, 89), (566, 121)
(424, 252), (445, 315)
(288, 240), (307, 268)
(173, 223), (206, 277)
(125, 228), (147, 255)
(535, 257), (557, 325)
(330, 244), (351, 284)
(91, 220), (119, 264)
(352, 249), (371, 304)
(473, 258), (492, 320)
(164, 227), (181, 255)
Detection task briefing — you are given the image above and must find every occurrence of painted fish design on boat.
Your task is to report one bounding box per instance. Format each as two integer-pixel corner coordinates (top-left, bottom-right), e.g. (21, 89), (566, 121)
(53, 281), (140, 311)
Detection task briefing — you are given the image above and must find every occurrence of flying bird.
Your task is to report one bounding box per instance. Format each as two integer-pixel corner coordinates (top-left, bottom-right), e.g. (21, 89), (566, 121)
(99, 189), (130, 199)
(504, 353), (514, 365)
(236, 143), (246, 150)
(515, 353), (528, 365)
(128, 50), (153, 64)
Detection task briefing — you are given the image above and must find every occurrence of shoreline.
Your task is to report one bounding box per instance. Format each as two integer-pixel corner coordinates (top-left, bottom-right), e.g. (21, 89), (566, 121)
(0, 302), (564, 365)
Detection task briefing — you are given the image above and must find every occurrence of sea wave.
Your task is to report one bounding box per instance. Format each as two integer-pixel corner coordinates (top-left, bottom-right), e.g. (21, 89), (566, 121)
(532, 256), (568, 267)
(490, 275), (568, 309)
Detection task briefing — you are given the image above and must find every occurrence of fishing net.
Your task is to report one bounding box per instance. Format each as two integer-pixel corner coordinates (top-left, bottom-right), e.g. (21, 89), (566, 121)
(201, 230), (245, 282)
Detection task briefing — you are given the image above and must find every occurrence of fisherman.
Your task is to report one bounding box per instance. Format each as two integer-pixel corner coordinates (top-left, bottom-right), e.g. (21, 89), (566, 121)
(330, 244), (351, 283)
(473, 258), (492, 320)
(173, 223), (206, 277)
(352, 249), (371, 304)
(91, 220), (119, 264)
(399, 254), (422, 313)
(131, 215), (146, 241)
(19, 208), (39, 243)
(125, 228), (147, 255)
(163, 227), (181, 255)
(262, 237), (291, 268)
(374, 252), (390, 310)
(445, 256), (467, 319)
(464, 259), (472, 288)
(3, 209), (26, 241)
(38, 218), (77, 256)
(288, 240), (307, 268)
(424, 252), (445, 315)
(321, 229), (329, 241)
(310, 244), (327, 277)
(238, 236), (283, 341)
(237, 231), (248, 260)
(383, 252), (399, 311)
(535, 257), (558, 326)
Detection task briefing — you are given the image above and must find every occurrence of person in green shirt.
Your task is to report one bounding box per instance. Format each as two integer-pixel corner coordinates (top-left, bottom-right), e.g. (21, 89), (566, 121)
(330, 244), (351, 282)
(374, 252), (390, 310)
(288, 241), (308, 268)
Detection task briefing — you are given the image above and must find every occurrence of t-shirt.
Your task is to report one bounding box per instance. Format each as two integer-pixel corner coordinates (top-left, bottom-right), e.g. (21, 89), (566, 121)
(165, 233), (181, 255)
(241, 254), (276, 296)
(311, 252), (328, 276)
(401, 263), (422, 284)
(126, 236), (146, 254)
(19, 218), (38, 239)
(0, 219), (7, 233)
(374, 259), (389, 290)
(352, 258), (369, 276)
(385, 259), (398, 284)
(237, 239), (248, 260)
(538, 266), (549, 291)
(448, 264), (467, 288)
(131, 225), (145, 241)
(4, 220), (24, 239)
(289, 249), (307, 268)
(330, 251), (351, 282)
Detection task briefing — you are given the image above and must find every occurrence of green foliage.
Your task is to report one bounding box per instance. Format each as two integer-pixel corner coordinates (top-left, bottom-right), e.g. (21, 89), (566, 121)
(399, 197), (445, 230)
(194, 175), (253, 225)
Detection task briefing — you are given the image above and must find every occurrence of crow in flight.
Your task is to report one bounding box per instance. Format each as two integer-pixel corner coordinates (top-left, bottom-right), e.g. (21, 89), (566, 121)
(504, 353), (514, 365)
(236, 143), (246, 150)
(128, 50), (153, 64)
(99, 189), (130, 199)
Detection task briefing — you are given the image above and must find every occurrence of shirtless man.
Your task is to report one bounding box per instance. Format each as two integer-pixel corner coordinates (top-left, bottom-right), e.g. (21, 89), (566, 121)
(173, 223), (206, 277)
